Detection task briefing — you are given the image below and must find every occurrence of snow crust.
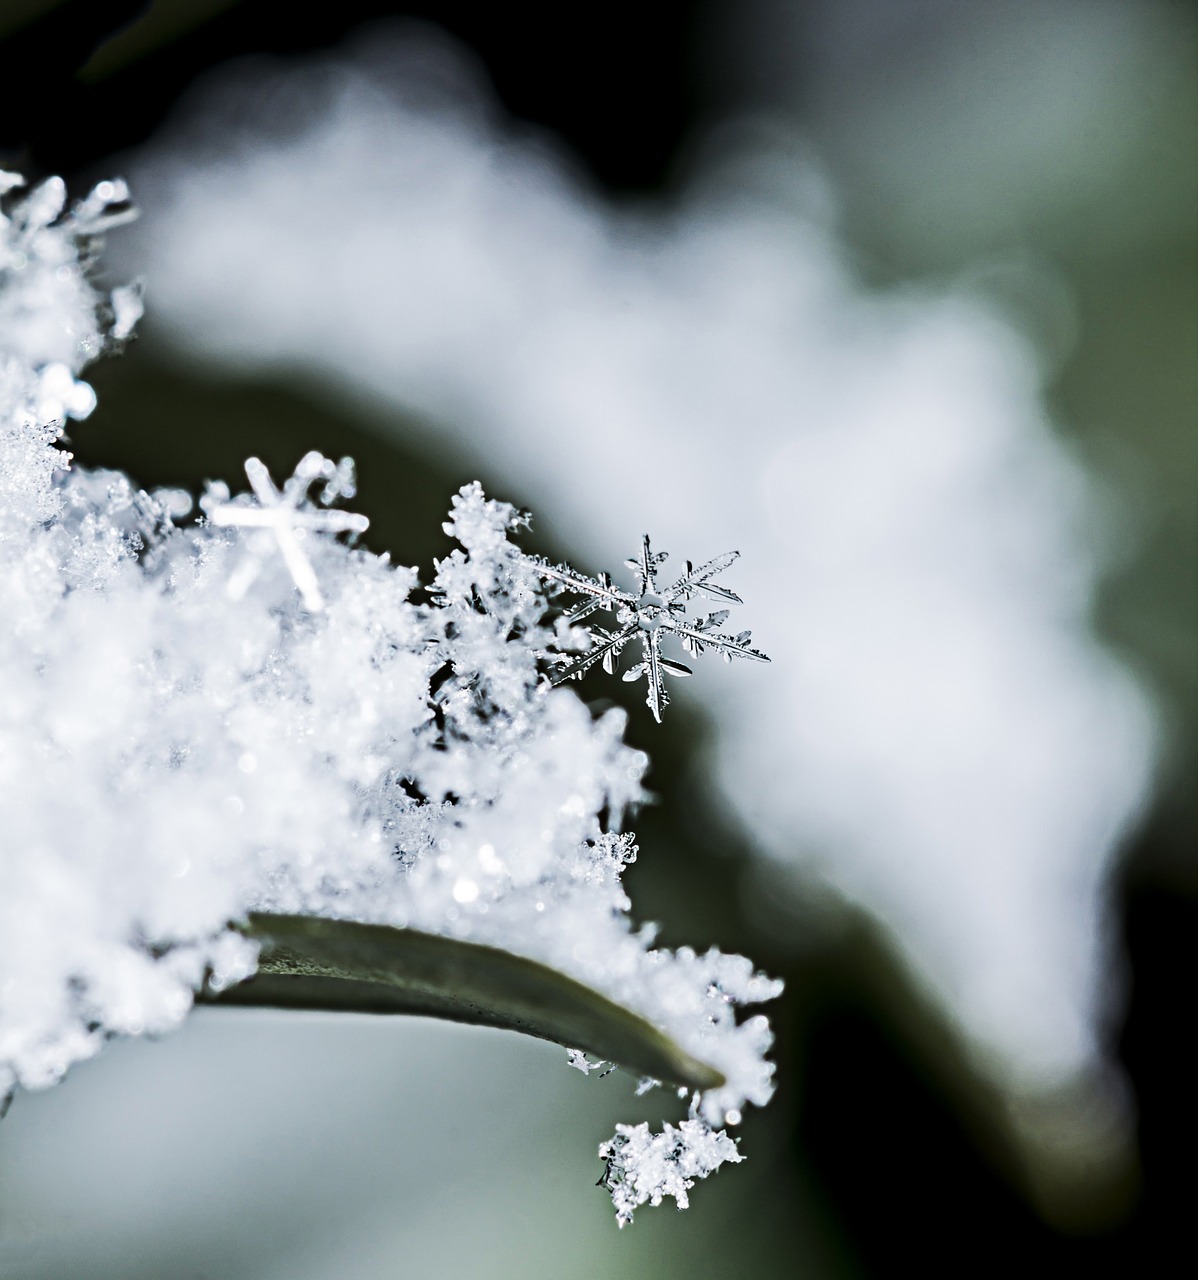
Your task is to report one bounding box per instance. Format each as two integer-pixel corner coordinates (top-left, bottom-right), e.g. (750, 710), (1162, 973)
(0, 175), (778, 1220)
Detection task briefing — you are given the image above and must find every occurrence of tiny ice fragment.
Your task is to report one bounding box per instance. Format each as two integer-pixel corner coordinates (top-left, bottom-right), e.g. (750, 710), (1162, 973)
(566, 1049), (608, 1075)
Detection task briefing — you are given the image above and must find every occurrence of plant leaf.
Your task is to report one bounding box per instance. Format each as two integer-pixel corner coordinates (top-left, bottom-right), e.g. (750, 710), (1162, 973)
(202, 912), (725, 1091)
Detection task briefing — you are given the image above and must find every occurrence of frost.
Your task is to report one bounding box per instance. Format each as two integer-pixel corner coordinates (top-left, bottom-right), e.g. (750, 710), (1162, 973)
(0, 175), (779, 1222)
(598, 1098), (744, 1227)
(532, 537), (770, 722)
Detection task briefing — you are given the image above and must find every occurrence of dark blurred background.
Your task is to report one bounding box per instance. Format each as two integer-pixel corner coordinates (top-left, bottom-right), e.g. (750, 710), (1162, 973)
(1, 2), (1193, 1275)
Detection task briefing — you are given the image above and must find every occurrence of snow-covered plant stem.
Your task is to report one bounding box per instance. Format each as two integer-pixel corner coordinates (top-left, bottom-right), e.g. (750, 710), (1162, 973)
(0, 175), (780, 1225)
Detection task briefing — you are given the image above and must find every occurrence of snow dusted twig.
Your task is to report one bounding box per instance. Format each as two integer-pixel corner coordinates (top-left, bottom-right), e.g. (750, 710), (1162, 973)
(532, 535), (770, 721)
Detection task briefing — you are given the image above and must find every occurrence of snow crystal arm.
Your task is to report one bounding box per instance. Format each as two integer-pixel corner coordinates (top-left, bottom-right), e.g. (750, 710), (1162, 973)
(565, 594), (611, 625)
(531, 558), (632, 609)
(644, 635), (668, 723)
(625, 534), (667, 596)
(665, 551), (743, 605)
(671, 623), (771, 664)
(208, 503), (367, 537)
(552, 626), (636, 684)
(205, 913), (726, 1092)
(289, 510), (371, 534)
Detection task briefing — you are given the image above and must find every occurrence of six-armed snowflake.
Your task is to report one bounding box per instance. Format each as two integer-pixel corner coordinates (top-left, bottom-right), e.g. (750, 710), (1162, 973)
(203, 451), (369, 611)
(531, 536), (770, 721)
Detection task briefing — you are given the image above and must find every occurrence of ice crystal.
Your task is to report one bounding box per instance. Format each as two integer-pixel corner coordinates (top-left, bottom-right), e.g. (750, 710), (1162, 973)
(0, 176), (780, 1225)
(532, 537), (770, 721)
(202, 452), (370, 611)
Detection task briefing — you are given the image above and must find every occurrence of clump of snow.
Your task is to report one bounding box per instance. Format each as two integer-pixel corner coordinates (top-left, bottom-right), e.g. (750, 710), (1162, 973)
(598, 1097), (744, 1227)
(0, 174), (779, 1224)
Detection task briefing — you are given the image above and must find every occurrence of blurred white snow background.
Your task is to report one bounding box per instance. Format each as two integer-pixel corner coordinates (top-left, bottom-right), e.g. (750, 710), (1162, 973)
(113, 20), (1159, 1104)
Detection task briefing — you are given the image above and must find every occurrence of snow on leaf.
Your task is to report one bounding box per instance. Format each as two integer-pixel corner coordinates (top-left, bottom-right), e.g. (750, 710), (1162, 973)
(206, 914), (724, 1091)
(0, 177), (782, 1225)
(530, 535), (770, 721)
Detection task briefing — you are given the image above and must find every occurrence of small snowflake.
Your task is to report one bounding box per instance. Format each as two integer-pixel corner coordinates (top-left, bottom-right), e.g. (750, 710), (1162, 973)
(531, 536), (769, 721)
(204, 451), (369, 611)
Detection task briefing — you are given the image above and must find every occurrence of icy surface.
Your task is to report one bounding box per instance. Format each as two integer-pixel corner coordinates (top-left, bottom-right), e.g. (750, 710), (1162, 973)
(0, 176), (779, 1223)
(117, 30), (1158, 1088)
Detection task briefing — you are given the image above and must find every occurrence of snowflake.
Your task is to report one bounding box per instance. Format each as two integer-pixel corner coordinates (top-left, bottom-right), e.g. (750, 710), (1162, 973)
(203, 451), (369, 611)
(531, 536), (770, 721)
